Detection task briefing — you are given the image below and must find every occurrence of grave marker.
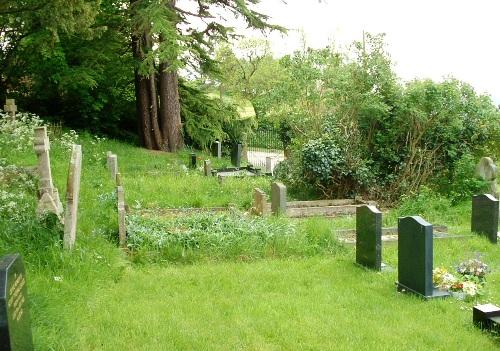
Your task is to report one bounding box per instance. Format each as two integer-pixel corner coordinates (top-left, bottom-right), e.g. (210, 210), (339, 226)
(204, 160), (212, 176)
(108, 154), (118, 180)
(397, 216), (449, 299)
(3, 99), (17, 120)
(33, 127), (63, 220)
(117, 186), (126, 248)
(212, 141), (222, 159)
(253, 188), (268, 216)
(471, 194), (499, 244)
(271, 182), (286, 215)
(0, 254), (34, 350)
(190, 153), (197, 168)
(63, 145), (82, 250)
(356, 205), (382, 270)
(473, 304), (500, 332)
(265, 157), (273, 174)
(231, 143), (242, 168)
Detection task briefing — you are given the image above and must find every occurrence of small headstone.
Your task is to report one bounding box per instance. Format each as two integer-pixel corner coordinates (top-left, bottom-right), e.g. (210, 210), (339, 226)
(473, 304), (500, 331)
(0, 254), (34, 350)
(3, 99), (17, 119)
(63, 145), (82, 250)
(471, 194), (499, 244)
(190, 153), (197, 169)
(271, 182), (286, 215)
(231, 143), (242, 168)
(212, 141), (222, 159)
(397, 216), (449, 299)
(356, 205), (382, 270)
(117, 186), (126, 248)
(108, 154), (118, 180)
(265, 157), (273, 174)
(477, 157), (498, 198)
(253, 188), (268, 216)
(203, 160), (212, 176)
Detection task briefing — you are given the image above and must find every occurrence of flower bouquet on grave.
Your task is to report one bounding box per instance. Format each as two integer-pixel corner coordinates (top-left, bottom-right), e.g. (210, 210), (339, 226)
(456, 258), (489, 284)
(433, 267), (457, 291)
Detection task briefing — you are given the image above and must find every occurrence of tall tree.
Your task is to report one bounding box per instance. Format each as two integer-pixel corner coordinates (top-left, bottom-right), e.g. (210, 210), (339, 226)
(129, 0), (282, 151)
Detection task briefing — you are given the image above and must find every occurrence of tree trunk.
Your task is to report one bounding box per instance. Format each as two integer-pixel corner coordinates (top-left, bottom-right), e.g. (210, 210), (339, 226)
(159, 64), (183, 152)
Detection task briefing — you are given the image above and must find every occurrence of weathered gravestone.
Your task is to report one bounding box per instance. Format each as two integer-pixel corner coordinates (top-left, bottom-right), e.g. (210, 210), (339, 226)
(212, 141), (222, 159)
(117, 186), (126, 248)
(3, 99), (17, 120)
(271, 182), (286, 215)
(107, 154), (118, 180)
(63, 145), (82, 250)
(397, 216), (450, 299)
(0, 254), (34, 351)
(253, 188), (268, 216)
(33, 127), (63, 220)
(356, 205), (382, 270)
(473, 304), (500, 332)
(476, 157), (498, 198)
(231, 143), (242, 168)
(265, 157), (273, 174)
(471, 194), (499, 244)
(204, 160), (212, 176)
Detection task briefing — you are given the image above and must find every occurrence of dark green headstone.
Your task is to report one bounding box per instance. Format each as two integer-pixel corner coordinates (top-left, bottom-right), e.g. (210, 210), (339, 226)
(0, 254), (34, 351)
(397, 216), (449, 299)
(356, 205), (382, 270)
(190, 153), (197, 168)
(471, 194), (499, 244)
(231, 143), (242, 168)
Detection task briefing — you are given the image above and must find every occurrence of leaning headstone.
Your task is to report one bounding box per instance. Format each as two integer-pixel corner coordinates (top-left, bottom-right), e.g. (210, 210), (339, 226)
(271, 182), (286, 215)
(231, 143), (242, 168)
(63, 145), (82, 250)
(108, 154), (118, 180)
(203, 160), (212, 176)
(397, 216), (449, 299)
(253, 188), (268, 216)
(473, 304), (500, 332)
(212, 141), (222, 159)
(33, 127), (63, 220)
(3, 99), (17, 120)
(0, 254), (34, 350)
(471, 194), (499, 244)
(476, 157), (498, 198)
(356, 205), (382, 270)
(117, 186), (126, 248)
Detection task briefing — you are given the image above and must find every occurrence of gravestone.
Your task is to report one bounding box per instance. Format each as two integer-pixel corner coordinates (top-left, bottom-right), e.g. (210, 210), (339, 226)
(204, 160), (212, 176)
(3, 99), (17, 120)
(397, 216), (449, 299)
(33, 127), (63, 220)
(107, 154), (118, 180)
(117, 186), (126, 248)
(271, 182), (286, 215)
(63, 145), (82, 250)
(0, 254), (34, 350)
(265, 157), (273, 174)
(473, 304), (500, 332)
(253, 188), (267, 216)
(356, 205), (382, 270)
(471, 194), (499, 244)
(231, 143), (242, 168)
(190, 153), (197, 168)
(476, 157), (498, 198)
(212, 141), (222, 159)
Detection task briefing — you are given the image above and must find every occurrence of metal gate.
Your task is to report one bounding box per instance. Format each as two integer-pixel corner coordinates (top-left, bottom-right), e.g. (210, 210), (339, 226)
(246, 126), (285, 172)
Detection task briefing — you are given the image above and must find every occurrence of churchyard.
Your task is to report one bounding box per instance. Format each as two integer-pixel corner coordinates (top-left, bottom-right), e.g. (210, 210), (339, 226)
(0, 113), (498, 350)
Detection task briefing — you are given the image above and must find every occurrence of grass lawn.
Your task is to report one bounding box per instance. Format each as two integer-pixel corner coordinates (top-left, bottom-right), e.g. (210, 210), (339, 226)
(0, 131), (499, 350)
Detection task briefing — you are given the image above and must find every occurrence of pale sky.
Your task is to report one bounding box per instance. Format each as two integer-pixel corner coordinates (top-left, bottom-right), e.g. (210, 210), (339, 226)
(243, 0), (500, 104)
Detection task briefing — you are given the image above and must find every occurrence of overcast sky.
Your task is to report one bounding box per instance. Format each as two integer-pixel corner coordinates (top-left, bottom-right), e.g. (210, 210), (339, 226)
(232, 0), (500, 104)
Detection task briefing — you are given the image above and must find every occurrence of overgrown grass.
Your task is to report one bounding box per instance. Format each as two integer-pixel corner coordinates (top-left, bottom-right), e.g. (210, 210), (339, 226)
(0, 125), (499, 349)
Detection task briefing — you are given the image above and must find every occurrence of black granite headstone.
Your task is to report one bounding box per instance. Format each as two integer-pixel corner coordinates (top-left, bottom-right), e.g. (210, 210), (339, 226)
(473, 304), (500, 332)
(471, 194), (499, 244)
(190, 153), (197, 168)
(0, 254), (33, 350)
(231, 143), (242, 168)
(397, 216), (449, 299)
(356, 205), (382, 270)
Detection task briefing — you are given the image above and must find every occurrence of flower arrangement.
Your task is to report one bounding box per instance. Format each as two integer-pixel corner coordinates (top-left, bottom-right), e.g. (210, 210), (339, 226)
(433, 258), (489, 300)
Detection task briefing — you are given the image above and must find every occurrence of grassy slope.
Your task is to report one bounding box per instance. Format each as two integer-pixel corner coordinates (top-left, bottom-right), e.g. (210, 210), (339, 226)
(0, 132), (499, 349)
